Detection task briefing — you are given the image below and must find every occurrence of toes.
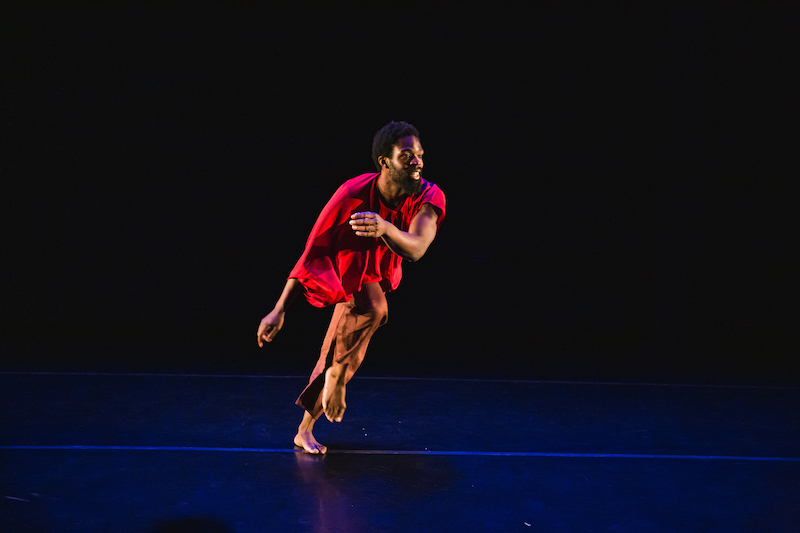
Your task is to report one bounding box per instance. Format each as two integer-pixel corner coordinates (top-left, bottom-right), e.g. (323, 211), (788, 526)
(311, 442), (327, 454)
(295, 432), (327, 455)
(324, 404), (345, 423)
(299, 439), (323, 454)
(307, 440), (328, 455)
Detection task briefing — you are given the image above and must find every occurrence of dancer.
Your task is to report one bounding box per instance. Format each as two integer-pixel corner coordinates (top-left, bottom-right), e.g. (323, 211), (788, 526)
(257, 121), (446, 454)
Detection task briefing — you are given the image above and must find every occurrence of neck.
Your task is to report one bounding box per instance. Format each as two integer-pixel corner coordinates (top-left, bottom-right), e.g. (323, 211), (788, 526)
(377, 171), (407, 209)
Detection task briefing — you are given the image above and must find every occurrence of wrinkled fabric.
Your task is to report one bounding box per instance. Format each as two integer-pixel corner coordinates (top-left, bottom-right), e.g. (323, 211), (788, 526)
(295, 287), (388, 415)
(289, 172), (446, 307)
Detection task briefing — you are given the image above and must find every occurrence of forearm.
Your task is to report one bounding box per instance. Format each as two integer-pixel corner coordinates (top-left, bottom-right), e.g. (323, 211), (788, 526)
(350, 204), (439, 262)
(274, 277), (303, 311)
(380, 225), (430, 262)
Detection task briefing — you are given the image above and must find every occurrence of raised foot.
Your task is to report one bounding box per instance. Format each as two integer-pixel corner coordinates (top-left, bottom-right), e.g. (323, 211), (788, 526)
(294, 431), (327, 455)
(321, 366), (347, 423)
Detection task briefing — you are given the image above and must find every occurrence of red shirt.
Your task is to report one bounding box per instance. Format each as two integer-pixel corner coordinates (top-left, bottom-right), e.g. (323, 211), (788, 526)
(289, 172), (446, 307)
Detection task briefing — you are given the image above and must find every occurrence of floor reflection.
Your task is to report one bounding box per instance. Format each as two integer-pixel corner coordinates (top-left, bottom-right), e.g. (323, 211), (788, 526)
(294, 451), (371, 532)
(293, 449), (459, 531)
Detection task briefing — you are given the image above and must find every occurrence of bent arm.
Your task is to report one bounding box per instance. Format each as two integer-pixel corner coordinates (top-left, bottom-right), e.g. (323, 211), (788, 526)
(380, 203), (441, 262)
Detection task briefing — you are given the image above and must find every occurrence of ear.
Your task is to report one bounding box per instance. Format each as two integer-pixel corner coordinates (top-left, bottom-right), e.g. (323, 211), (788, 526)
(379, 156), (388, 168)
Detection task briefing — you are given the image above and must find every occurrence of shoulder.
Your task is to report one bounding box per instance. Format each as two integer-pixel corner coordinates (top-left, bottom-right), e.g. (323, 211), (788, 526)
(409, 179), (446, 226)
(339, 172), (379, 196)
(323, 173), (378, 209)
(417, 179), (445, 208)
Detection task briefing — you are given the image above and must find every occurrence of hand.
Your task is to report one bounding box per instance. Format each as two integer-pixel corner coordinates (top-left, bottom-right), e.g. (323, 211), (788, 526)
(349, 211), (387, 238)
(257, 308), (285, 347)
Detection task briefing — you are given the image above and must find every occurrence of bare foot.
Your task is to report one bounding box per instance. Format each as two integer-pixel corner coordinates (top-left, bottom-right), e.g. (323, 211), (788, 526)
(322, 365), (347, 423)
(294, 430), (327, 455)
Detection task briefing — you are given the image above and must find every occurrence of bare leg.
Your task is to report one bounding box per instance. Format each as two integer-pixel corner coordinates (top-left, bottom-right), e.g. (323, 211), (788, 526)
(294, 410), (328, 454)
(295, 283), (388, 426)
(322, 363), (348, 423)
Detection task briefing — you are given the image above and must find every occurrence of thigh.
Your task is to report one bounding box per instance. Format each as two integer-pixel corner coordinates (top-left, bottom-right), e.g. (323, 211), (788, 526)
(353, 282), (388, 317)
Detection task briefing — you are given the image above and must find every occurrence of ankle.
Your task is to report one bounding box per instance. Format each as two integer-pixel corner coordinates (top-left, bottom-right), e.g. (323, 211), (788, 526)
(298, 412), (318, 433)
(327, 363), (348, 383)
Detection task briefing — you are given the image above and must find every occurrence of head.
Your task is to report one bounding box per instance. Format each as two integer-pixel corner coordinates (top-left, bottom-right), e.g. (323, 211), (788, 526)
(372, 121), (424, 195)
(372, 121), (420, 171)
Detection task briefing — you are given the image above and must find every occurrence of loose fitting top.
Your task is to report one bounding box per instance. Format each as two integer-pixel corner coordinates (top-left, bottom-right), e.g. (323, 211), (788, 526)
(289, 172), (446, 307)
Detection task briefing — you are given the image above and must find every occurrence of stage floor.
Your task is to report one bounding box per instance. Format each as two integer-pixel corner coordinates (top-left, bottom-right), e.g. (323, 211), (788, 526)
(2, 372), (799, 531)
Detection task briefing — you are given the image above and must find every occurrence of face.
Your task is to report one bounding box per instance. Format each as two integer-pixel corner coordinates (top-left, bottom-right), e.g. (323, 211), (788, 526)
(382, 135), (424, 195)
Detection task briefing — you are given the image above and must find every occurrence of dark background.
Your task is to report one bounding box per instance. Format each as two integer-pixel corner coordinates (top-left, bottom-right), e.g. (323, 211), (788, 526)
(3, 3), (797, 384)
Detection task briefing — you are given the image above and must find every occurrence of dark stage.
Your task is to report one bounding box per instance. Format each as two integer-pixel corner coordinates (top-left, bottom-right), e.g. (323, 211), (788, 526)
(3, 2), (799, 531)
(3, 372), (799, 531)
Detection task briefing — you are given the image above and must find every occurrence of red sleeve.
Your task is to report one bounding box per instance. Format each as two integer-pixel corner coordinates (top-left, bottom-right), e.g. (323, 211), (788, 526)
(288, 176), (375, 307)
(378, 181), (447, 294)
(421, 183), (446, 229)
(289, 175), (445, 306)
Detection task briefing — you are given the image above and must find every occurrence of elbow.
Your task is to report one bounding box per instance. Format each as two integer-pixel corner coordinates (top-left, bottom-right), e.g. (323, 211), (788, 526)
(405, 248), (427, 263)
(386, 234), (433, 262)
(406, 240), (435, 262)
(396, 248), (423, 262)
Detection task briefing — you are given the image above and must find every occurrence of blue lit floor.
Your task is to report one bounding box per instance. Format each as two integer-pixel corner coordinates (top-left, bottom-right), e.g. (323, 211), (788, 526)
(1, 372), (799, 531)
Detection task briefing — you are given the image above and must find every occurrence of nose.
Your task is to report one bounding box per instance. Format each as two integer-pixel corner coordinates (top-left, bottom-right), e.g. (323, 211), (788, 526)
(411, 155), (423, 167)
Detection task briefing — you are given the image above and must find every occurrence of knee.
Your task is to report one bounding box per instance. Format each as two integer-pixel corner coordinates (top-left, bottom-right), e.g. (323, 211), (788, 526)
(353, 284), (388, 326)
(356, 299), (387, 327)
(365, 301), (388, 326)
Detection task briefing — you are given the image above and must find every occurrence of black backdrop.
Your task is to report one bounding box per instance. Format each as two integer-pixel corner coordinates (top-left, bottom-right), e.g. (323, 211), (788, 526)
(3, 3), (797, 384)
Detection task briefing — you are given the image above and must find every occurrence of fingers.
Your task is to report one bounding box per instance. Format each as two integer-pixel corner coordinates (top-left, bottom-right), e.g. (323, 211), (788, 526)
(257, 322), (266, 347)
(257, 311), (285, 347)
(256, 325), (274, 346)
(349, 212), (379, 237)
(349, 213), (377, 226)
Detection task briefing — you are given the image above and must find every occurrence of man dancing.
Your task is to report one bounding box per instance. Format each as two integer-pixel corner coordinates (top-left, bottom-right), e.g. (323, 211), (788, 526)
(257, 121), (446, 454)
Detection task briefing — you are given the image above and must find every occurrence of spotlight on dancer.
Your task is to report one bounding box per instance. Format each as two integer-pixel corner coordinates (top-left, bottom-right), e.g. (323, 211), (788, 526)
(257, 121), (446, 454)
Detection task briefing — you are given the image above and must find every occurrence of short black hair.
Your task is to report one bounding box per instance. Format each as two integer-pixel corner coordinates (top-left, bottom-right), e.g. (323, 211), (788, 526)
(371, 121), (420, 171)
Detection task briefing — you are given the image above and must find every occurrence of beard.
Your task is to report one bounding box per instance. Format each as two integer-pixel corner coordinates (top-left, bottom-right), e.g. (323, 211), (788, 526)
(389, 166), (423, 196)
